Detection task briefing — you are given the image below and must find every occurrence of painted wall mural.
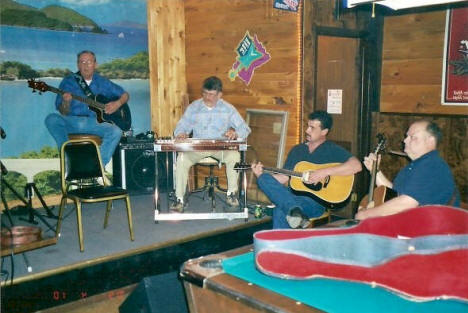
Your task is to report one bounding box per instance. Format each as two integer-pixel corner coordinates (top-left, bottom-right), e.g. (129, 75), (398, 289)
(0, 0), (150, 200)
(0, 0), (150, 159)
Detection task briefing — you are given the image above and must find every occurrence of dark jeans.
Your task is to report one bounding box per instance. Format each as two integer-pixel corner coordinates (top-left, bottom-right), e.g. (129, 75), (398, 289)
(257, 173), (325, 228)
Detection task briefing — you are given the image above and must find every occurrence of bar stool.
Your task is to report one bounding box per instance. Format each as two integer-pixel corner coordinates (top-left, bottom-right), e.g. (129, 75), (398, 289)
(190, 157), (227, 210)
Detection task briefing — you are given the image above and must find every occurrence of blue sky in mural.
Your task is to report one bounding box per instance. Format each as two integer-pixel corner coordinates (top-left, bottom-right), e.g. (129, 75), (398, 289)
(15, 0), (147, 25)
(0, 0), (151, 158)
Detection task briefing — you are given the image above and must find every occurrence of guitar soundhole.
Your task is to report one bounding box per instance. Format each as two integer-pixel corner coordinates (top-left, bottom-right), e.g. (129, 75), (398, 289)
(304, 182), (323, 191)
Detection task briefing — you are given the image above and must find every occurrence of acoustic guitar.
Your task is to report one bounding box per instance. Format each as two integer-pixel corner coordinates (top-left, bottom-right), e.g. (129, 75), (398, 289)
(27, 79), (132, 131)
(234, 161), (354, 204)
(359, 134), (397, 208)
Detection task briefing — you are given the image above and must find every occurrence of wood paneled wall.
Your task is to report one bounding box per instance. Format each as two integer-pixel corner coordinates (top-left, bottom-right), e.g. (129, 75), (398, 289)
(380, 10), (468, 115)
(184, 0), (302, 157)
(147, 0), (188, 137)
(378, 8), (468, 204)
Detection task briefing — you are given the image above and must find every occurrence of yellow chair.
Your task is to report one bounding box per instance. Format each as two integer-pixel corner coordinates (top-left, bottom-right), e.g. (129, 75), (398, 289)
(68, 133), (102, 146)
(56, 139), (134, 252)
(307, 209), (331, 228)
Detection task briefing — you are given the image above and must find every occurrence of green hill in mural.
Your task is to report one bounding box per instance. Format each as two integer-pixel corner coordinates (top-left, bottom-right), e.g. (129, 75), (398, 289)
(41, 5), (107, 33)
(98, 52), (149, 79)
(0, 52), (149, 80)
(0, 0), (106, 33)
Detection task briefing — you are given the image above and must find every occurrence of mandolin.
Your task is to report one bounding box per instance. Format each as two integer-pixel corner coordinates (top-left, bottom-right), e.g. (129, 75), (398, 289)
(27, 79), (132, 131)
(235, 161), (354, 204)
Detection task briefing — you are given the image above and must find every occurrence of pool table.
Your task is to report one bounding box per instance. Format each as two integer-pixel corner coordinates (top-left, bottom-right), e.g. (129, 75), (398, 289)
(180, 245), (467, 313)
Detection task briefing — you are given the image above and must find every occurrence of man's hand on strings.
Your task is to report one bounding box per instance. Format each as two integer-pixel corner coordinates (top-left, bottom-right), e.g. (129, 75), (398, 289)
(363, 153), (380, 172)
(175, 133), (189, 140)
(303, 168), (329, 185)
(251, 162), (264, 177)
(59, 92), (72, 115)
(224, 128), (237, 140)
(105, 100), (121, 114)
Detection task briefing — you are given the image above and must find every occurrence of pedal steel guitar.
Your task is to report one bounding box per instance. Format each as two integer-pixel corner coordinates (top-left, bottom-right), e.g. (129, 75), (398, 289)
(153, 138), (249, 222)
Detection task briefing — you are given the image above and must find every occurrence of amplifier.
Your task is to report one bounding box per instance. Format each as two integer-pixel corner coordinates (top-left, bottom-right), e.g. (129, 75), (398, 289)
(113, 141), (173, 195)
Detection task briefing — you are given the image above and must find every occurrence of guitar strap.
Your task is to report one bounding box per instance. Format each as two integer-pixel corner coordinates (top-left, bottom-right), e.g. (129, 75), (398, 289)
(74, 72), (95, 99)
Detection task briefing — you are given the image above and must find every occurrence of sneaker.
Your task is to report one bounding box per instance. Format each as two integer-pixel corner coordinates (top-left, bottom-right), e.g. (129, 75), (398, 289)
(170, 199), (185, 213)
(286, 207), (311, 229)
(226, 192), (239, 207)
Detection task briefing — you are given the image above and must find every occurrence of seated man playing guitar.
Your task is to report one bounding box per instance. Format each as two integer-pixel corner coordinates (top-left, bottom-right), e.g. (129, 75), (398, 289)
(356, 120), (460, 220)
(44, 50), (130, 165)
(251, 111), (362, 229)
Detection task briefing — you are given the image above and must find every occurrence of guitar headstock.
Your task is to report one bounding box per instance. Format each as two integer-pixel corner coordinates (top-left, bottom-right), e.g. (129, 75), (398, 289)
(374, 133), (387, 155)
(27, 79), (50, 93)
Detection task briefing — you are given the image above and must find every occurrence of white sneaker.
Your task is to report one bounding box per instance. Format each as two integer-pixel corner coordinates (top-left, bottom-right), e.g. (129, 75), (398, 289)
(286, 207), (311, 229)
(226, 192), (239, 207)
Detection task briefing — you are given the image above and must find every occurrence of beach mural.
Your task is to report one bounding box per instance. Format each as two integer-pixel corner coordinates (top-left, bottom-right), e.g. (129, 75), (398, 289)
(0, 0), (150, 199)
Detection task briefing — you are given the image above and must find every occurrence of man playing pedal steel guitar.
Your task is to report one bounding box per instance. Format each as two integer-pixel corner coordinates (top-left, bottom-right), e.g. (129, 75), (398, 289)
(356, 120), (459, 220)
(44, 50), (129, 165)
(171, 76), (251, 212)
(251, 111), (362, 229)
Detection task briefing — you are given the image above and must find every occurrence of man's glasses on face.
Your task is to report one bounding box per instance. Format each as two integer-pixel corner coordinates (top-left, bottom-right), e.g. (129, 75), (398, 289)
(79, 60), (95, 65)
(202, 90), (218, 97)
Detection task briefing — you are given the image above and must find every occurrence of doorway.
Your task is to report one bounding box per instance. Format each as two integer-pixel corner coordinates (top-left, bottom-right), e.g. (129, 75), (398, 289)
(312, 34), (363, 218)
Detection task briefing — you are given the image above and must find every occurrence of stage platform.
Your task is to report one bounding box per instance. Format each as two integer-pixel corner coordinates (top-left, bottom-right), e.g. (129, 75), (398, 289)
(1, 192), (272, 312)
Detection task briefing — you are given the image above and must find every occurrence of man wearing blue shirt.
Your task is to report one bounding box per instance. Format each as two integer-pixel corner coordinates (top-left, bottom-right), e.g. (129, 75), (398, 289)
(251, 111), (362, 228)
(356, 120), (459, 220)
(45, 50), (128, 165)
(172, 76), (251, 212)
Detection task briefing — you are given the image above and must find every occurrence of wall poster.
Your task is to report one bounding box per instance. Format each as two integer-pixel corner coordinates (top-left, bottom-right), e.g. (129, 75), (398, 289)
(441, 7), (468, 106)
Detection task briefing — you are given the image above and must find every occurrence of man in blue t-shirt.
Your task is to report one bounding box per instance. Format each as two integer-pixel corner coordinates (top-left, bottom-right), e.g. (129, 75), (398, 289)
(251, 111), (362, 229)
(356, 120), (459, 220)
(45, 50), (129, 165)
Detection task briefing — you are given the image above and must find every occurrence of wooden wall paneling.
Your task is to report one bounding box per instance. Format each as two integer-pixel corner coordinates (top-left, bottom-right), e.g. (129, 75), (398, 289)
(184, 0), (302, 204)
(380, 10), (468, 115)
(147, 0), (188, 137)
(181, 0), (300, 200)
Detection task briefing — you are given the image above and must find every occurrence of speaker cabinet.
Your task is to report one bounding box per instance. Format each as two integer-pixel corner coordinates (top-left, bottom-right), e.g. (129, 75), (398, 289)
(113, 142), (173, 195)
(119, 272), (188, 313)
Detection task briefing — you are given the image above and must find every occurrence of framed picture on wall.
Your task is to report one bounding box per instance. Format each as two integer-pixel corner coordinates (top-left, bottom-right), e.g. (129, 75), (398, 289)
(245, 109), (288, 168)
(441, 7), (468, 106)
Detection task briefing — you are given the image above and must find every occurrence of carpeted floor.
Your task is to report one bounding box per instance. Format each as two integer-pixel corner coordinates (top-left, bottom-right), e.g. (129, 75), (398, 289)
(1, 191), (269, 284)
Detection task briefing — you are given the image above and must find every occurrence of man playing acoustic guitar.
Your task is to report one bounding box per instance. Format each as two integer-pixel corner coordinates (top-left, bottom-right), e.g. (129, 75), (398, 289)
(356, 120), (459, 220)
(44, 50), (129, 165)
(251, 111), (362, 229)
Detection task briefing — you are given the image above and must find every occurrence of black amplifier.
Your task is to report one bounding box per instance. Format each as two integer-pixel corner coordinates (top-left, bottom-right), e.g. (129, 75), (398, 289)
(113, 140), (173, 195)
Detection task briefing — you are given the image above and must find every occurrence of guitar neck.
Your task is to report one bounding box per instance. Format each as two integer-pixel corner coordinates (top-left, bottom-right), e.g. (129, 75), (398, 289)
(47, 86), (105, 110)
(263, 166), (302, 178)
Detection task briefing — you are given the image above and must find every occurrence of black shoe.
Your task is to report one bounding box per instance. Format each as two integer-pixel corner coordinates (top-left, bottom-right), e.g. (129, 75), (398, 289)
(286, 207), (311, 229)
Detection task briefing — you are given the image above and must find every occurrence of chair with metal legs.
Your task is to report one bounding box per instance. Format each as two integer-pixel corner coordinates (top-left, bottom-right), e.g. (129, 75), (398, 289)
(55, 139), (134, 252)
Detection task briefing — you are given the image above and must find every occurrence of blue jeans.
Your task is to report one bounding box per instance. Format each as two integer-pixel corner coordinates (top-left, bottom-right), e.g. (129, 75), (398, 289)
(45, 113), (121, 165)
(257, 173), (325, 228)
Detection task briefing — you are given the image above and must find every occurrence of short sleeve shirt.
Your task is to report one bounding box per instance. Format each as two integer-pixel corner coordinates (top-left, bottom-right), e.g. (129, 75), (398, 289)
(283, 141), (353, 171)
(393, 150), (459, 206)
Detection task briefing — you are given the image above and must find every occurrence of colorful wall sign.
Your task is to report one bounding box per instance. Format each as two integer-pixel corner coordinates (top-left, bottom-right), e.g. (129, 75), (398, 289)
(228, 31), (271, 86)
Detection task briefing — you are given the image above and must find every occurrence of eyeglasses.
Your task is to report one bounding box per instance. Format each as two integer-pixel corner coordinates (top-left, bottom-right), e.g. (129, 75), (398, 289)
(79, 60), (95, 65)
(202, 90), (219, 97)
